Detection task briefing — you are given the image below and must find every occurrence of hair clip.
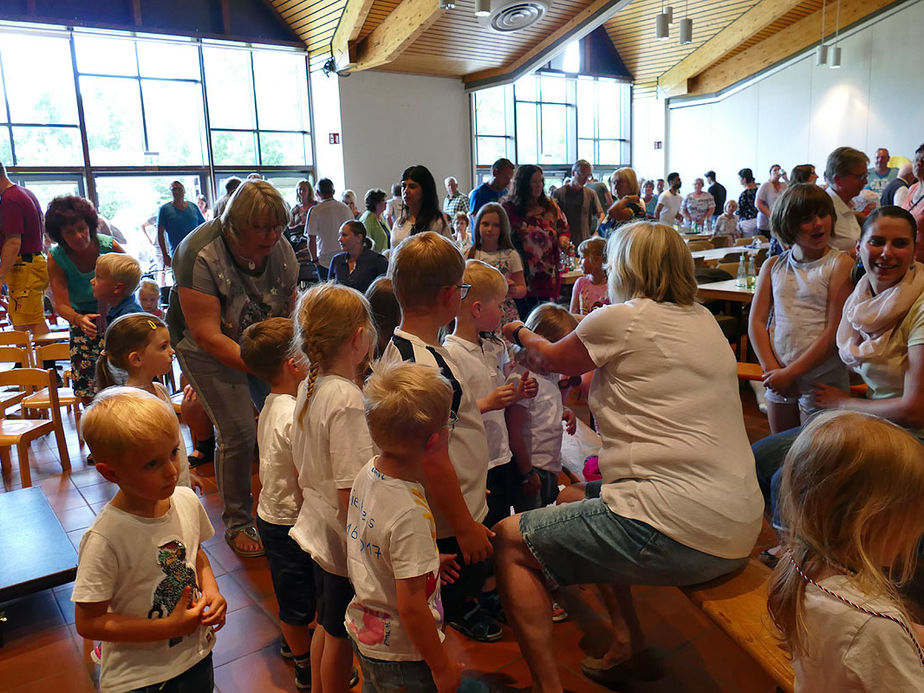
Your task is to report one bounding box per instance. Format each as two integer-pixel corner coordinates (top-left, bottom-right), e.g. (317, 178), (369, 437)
(147, 320), (159, 330)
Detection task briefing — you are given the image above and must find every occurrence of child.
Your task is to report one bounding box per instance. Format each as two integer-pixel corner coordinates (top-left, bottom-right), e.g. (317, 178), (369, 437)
(748, 184), (854, 433)
(240, 318), (314, 690)
(289, 283), (376, 692)
(713, 199), (740, 238)
(91, 253), (143, 325)
(364, 277), (401, 359)
(569, 237), (608, 315)
(348, 360), (485, 692)
(466, 202), (526, 326)
(138, 277), (165, 319)
(72, 388), (226, 693)
(507, 303), (578, 510)
(384, 231), (497, 642)
(767, 411), (924, 692)
(96, 313), (192, 489)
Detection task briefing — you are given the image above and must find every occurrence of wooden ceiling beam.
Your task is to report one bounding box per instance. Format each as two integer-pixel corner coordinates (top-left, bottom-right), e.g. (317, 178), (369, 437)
(345, 0), (443, 73)
(332, 0), (377, 71)
(658, 0), (804, 97)
(690, 0), (896, 96)
(463, 0), (631, 90)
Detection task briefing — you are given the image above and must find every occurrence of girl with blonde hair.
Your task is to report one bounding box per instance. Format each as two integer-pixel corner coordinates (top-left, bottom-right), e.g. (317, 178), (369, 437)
(767, 411), (924, 691)
(287, 282), (376, 693)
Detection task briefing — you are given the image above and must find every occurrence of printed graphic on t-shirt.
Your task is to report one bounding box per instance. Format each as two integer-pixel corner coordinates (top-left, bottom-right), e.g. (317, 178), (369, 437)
(148, 539), (199, 646)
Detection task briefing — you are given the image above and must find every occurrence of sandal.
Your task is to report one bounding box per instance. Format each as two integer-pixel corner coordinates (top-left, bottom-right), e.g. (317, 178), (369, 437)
(581, 649), (662, 684)
(225, 525), (264, 558)
(188, 437), (215, 468)
(759, 547), (780, 569)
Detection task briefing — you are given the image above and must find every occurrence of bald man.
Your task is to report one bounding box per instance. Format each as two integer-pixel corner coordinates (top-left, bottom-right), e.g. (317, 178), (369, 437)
(881, 162), (915, 207)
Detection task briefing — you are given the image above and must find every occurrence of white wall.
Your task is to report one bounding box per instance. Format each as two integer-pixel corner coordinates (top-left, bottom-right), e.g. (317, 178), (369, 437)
(631, 96), (666, 182)
(337, 70), (473, 201)
(310, 68), (346, 191)
(665, 0), (924, 202)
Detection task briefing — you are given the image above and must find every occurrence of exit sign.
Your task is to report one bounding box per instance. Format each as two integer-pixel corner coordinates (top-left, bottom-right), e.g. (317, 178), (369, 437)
(654, 140), (662, 150)
(329, 133), (340, 144)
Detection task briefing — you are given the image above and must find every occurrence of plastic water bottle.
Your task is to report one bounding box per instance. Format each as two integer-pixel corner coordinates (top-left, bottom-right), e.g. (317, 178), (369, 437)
(747, 254), (757, 289)
(736, 255), (747, 288)
(692, 219), (698, 234)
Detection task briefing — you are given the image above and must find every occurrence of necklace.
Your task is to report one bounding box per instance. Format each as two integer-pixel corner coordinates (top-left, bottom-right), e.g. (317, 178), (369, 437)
(232, 248), (257, 270)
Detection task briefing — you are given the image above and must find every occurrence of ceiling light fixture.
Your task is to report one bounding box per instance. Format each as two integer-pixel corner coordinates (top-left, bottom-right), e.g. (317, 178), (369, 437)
(656, 1), (670, 40)
(830, 0), (842, 68)
(817, 0), (827, 65)
(475, 0), (491, 16)
(679, 2), (692, 44)
(439, 0), (455, 9)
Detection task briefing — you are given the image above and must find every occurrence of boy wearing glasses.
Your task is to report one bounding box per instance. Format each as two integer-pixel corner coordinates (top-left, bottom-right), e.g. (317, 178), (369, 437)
(382, 232), (498, 642)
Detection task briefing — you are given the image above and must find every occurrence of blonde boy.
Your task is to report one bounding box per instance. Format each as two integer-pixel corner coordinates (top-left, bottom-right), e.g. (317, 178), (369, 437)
(137, 277), (164, 318)
(347, 361), (461, 692)
(383, 232), (497, 642)
(240, 318), (314, 690)
(73, 388), (225, 693)
(92, 253), (143, 322)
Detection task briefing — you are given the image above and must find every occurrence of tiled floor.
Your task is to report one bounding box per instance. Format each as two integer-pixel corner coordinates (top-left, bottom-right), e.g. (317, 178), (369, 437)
(0, 385), (778, 693)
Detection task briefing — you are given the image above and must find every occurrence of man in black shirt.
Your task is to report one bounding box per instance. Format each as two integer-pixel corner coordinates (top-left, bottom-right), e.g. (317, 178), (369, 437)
(705, 170), (726, 221)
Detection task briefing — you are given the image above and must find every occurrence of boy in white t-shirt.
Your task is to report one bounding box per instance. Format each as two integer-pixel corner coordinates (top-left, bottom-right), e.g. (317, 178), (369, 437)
(507, 304), (578, 510)
(240, 318), (314, 690)
(348, 360), (478, 692)
(72, 388), (226, 693)
(381, 232), (497, 643)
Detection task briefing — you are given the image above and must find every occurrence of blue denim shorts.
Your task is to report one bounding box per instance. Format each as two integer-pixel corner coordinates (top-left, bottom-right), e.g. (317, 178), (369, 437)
(519, 498), (747, 590)
(353, 646), (488, 693)
(255, 516), (316, 626)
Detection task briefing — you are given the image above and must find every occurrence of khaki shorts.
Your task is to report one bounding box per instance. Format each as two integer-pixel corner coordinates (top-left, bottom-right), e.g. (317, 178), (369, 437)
(7, 253), (48, 326)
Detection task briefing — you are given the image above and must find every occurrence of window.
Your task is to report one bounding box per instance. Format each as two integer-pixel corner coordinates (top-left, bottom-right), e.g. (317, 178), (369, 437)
(473, 85), (514, 167)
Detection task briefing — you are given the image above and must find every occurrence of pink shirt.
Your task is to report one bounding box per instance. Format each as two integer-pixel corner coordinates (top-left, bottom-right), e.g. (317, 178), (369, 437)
(572, 276), (609, 315)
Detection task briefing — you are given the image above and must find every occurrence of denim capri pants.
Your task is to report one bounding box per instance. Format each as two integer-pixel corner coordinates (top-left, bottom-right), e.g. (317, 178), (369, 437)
(518, 497), (747, 590)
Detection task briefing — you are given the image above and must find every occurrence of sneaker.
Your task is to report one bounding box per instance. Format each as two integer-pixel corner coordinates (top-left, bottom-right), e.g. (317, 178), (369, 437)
(449, 603), (503, 643)
(278, 636), (293, 660)
(551, 601), (569, 623)
(478, 591), (507, 625)
(349, 665), (359, 688)
(294, 662), (310, 690)
(90, 642), (102, 664)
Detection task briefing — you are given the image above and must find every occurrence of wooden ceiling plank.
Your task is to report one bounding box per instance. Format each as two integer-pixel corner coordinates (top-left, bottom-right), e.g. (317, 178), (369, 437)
(691, 0), (895, 95)
(348, 0), (444, 72)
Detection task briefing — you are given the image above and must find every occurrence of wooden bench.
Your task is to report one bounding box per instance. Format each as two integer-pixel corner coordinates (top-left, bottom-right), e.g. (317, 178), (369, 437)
(681, 559), (794, 693)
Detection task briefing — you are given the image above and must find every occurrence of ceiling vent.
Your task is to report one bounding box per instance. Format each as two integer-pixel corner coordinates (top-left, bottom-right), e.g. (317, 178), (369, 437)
(479, 0), (549, 33)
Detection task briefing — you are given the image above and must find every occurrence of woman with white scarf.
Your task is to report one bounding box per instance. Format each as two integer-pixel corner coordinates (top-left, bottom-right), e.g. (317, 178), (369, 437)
(753, 205), (924, 532)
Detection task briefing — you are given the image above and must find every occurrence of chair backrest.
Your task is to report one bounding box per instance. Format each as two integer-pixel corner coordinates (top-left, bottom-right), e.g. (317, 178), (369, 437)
(734, 238), (753, 246)
(752, 234), (769, 244)
(717, 262), (741, 277)
(722, 251), (744, 263)
(0, 345), (32, 368)
(687, 240), (714, 251)
(0, 368), (61, 406)
(34, 342), (70, 363)
(0, 330), (31, 348)
(755, 248), (768, 267)
(710, 235), (731, 249)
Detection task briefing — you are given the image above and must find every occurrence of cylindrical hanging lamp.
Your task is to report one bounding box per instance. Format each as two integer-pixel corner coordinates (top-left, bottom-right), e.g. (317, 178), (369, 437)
(665, 6), (674, 23)
(439, 0), (454, 9)
(656, 12), (670, 40)
(475, 0), (491, 16)
(816, 44), (828, 65)
(830, 46), (842, 68)
(679, 17), (693, 44)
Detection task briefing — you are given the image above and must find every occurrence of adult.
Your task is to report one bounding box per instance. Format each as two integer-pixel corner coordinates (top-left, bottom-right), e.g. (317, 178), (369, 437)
(496, 222), (763, 692)
(46, 196), (125, 403)
(866, 147), (898, 195)
(170, 181), (297, 557)
(391, 164), (450, 247)
(329, 220), (388, 294)
(641, 179), (657, 217)
(285, 179), (318, 288)
(789, 164), (818, 185)
(359, 188), (390, 252)
(654, 172), (683, 226)
(586, 176), (613, 216)
(753, 206), (924, 529)
(682, 178), (716, 228)
(289, 179), (317, 232)
(469, 157), (515, 220)
(442, 176), (469, 217)
(655, 179), (665, 195)
(605, 168), (646, 232)
(704, 170), (726, 221)
(196, 195), (212, 222)
(384, 183), (404, 229)
(882, 162), (914, 207)
(213, 176), (242, 218)
(824, 146), (869, 253)
(0, 166), (49, 333)
(901, 143), (924, 261)
(502, 164), (569, 317)
(157, 180), (205, 268)
(552, 159), (605, 245)
(306, 178), (353, 280)
(737, 168), (760, 237)
(341, 189), (360, 219)
(756, 164), (788, 236)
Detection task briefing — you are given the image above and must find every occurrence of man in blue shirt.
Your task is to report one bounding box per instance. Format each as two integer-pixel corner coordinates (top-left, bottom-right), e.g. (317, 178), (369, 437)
(469, 158), (514, 223)
(157, 181), (205, 267)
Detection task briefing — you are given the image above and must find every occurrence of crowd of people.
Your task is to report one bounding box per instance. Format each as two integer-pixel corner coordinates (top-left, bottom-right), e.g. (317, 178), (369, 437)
(1, 140), (923, 693)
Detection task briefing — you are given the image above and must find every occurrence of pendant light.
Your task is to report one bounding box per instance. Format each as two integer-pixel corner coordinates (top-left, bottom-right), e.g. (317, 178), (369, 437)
(679, 2), (692, 44)
(475, 0), (491, 17)
(656, 1), (670, 40)
(817, 0), (827, 65)
(830, 0), (842, 68)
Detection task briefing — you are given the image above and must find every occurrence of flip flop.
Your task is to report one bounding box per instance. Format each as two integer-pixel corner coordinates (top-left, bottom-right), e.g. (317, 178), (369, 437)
(225, 525), (264, 558)
(759, 548), (780, 569)
(580, 649), (663, 684)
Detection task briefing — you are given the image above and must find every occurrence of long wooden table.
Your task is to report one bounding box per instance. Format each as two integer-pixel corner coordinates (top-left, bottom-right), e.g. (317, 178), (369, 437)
(697, 279), (755, 304)
(690, 243), (768, 263)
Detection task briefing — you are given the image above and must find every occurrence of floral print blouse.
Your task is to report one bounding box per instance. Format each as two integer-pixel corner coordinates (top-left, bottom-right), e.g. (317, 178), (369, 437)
(503, 200), (570, 300)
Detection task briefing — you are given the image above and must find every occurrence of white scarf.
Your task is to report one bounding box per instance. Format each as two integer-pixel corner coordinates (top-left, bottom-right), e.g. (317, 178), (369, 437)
(837, 264), (924, 368)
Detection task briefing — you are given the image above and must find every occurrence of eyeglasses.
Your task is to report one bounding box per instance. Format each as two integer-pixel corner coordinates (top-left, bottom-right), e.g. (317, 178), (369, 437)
(445, 284), (471, 300)
(845, 171), (869, 181)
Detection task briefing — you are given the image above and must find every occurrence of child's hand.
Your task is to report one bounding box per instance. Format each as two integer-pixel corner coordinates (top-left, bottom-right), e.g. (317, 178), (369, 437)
(182, 385), (199, 404)
(515, 370), (539, 400)
(165, 585), (206, 637)
(199, 588), (227, 632)
(563, 408), (577, 435)
(432, 660), (462, 693)
(458, 522), (494, 564)
(762, 368), (797, 396)
(438, 553), (460, 585)
(813, 383), (850, 410)
(486, 383), (518, 411)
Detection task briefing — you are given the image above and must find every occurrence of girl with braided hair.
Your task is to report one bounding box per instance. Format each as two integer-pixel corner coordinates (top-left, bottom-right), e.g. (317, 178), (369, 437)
(287, 282), (377, 693)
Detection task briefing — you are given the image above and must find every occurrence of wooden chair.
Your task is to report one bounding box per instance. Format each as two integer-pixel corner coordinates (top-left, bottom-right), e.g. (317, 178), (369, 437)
(710, 235), (731, 249)
(734, 237), (753, 246)
(721, 251), (745, 263)
(0, 330), (34, 364)
(0, 345), (33, 417)
(22, 342), (82, 440)
(0, 368), (70, 488)
(687, 240), (714, 251)
(717, 262), (741, 277)
(752, 234), (769, 244)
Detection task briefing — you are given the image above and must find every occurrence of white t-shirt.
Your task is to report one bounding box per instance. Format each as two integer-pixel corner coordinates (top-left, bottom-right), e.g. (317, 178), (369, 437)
(151, 382), (190, 490)
(510, 368), (563, 473)
(256, 392), (301, 526)
(442, 334), (512, 469)
(793, 575), (924, 692)
(576, 299), (764, 559)
(290, 375), (374, 576)
(381, 329), (489, 537)
(390, 216), (450, 248)
(307, 198), (354, 268)
(345, 460), (443, 662)
(828, 188), (862, 251)
(71, 487), (214, 693)
(657, 190), (683, 224)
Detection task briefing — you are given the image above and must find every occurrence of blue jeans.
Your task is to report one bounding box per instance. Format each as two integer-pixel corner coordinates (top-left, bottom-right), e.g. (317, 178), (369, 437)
(751, 426), (802, 530)
(129, 652), (213, 693)
(353, 646), (488, 693)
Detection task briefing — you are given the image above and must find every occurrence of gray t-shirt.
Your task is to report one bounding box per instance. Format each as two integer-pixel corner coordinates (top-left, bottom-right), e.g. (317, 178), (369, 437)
(169, 219), (297, 351)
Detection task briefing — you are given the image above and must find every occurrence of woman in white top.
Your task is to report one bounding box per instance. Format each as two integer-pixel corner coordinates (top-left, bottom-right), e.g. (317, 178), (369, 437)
(390, 165), (450, 246)
(756, 164), (788, 234)
(496, 222), (764, 692)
